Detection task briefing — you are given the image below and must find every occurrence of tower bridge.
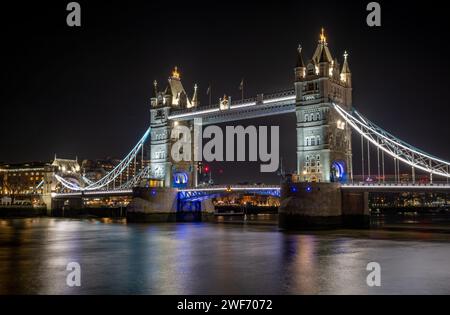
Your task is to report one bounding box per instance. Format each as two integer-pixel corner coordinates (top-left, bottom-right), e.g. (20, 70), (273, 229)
(47, 29), (450, 228)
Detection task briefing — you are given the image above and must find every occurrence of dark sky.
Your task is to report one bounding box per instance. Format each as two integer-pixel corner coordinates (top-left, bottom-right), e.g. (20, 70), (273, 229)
(1, 0), (449, 184)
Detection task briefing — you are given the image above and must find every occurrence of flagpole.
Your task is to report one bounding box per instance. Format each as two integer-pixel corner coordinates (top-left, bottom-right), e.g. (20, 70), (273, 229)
(209, 85), (212, 106)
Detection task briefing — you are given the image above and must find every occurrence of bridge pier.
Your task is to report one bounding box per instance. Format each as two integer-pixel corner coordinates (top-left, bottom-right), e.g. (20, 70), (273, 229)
(279, 182), (369, 230)
(126, 187), (215, 223)
(42, 193), (85, 216)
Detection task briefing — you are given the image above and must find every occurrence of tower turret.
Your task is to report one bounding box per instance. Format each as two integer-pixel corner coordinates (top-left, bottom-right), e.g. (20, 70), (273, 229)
(316, 29), (331, 77)
(165, 66), (192, 108)
(295, 30), (353, 183)
(191, 84), (199, 107)
(340, 51), (352, 87)
(294, 44), (306, 81)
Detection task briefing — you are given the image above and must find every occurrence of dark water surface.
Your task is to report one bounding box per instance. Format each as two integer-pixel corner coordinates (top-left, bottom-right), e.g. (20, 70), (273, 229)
(1, 217), (450, 294)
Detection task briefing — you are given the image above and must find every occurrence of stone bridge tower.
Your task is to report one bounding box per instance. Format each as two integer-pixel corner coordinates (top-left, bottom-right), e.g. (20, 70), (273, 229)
(294, 29), (353, 183)
(149, 67), (198, 188)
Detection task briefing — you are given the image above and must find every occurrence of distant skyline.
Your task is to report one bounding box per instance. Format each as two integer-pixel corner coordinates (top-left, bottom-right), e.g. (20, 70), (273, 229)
(1, 0), (449, 184)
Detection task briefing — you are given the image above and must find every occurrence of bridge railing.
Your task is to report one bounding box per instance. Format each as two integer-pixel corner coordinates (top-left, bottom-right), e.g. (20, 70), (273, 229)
(262, 89), (295, 101)
(341, 181), (450, 187)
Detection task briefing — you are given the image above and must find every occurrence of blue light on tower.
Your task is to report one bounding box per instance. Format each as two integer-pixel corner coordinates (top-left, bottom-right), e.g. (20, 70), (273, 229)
(331, 161), (346, 182)
(173, 172), (189, 188)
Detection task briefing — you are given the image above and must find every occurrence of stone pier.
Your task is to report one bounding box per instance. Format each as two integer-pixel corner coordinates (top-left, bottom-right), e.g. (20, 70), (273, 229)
(126, 187), (215, 223)
(279, 182), (369, 230)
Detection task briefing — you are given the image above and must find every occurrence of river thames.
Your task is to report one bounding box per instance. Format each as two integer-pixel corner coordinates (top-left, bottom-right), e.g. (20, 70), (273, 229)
(1, 217), (450, 294)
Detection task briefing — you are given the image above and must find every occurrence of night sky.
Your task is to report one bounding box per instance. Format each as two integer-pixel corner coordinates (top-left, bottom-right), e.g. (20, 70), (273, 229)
(1, 1), (449, 184)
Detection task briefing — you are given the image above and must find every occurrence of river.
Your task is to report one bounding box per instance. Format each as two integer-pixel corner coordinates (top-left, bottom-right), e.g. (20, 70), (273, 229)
(1, 217), (450, 294)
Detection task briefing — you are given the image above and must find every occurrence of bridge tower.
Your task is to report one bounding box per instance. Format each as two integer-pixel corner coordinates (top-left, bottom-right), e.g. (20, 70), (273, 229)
(294, 29), (353, 183)
(149, 67), (197, 188)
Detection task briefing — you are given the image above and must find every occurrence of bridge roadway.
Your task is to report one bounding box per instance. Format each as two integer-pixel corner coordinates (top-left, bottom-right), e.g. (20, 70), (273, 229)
(51, 183), (450, 200)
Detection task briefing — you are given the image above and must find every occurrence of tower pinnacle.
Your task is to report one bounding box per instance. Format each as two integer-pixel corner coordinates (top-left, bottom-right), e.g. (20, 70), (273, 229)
(341, 51), (351, 74)
(172, 66), (180, 80)
(340, 51), (351, 86)
(320, 27), (327, 44)
(191, 83), (199, 107)
(152, 80), (158, 97)
(296, 44), (305, 68)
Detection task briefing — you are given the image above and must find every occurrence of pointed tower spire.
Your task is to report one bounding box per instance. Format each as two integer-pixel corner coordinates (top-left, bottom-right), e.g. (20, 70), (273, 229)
(313, 27), (332, 64)
(171, 66), (180, 80)
(318, 45), (330, 63)
(320, 27), (327, 44)
(341, 51), (351, 74)
(295, 44), (306, 81)
(191, 83), (199, 107)
(340, 51), (352, 86)
(296, 44), (305, 68)
(152, 80), (158, 97)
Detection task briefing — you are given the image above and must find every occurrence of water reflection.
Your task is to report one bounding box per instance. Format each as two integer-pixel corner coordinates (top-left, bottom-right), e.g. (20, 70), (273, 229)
(1, 218), (450, 294)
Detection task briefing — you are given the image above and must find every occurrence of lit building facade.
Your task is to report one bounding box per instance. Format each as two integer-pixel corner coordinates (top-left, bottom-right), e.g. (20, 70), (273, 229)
(0, 162), (51, 197)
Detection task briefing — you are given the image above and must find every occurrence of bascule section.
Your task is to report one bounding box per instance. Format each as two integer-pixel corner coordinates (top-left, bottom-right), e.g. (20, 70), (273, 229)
(294, 29), (353, 183)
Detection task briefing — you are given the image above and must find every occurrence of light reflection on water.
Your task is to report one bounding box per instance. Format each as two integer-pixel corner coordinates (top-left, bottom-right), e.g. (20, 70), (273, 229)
(1, 218), (450, 294)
